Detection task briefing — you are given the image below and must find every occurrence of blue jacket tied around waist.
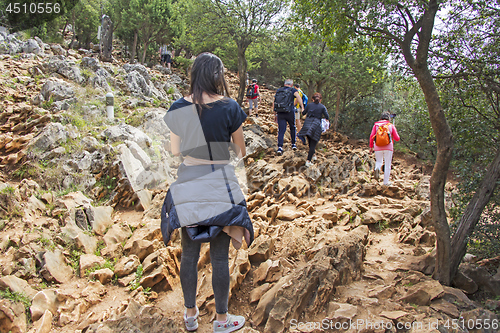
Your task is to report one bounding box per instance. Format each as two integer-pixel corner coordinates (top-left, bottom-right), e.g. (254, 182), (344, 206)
(161, 163), (254, 245)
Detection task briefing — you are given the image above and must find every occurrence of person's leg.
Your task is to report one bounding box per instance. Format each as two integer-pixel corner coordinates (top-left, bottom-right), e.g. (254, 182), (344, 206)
(254, 98), (259, 115)
(286, 111), (296, 145)
(248, 99), (254, 115)
(307, 138), (318, 161)
(180, 228), (201, 313)
(383, 150), (393, 185)
(295, 110), (302, 133)
(210, 231), (231, 320)
(167, 55), (172, 70)
(277, 113), (287, 149)
(375, 150), (384, 171)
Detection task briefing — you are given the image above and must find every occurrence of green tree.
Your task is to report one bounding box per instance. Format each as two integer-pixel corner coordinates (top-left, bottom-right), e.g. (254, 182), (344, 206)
(205, 0), (289, 105)
(296, 0), (455, 284)
(68, 0), (101, 49)
(432, 2), (500, 278)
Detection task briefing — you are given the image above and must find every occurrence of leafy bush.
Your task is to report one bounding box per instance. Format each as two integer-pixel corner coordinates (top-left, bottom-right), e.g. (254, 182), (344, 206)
(174, 56), (194, 74)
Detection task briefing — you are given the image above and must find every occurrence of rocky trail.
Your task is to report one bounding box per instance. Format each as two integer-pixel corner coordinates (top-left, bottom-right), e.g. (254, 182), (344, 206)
(0, 32), (499, 333)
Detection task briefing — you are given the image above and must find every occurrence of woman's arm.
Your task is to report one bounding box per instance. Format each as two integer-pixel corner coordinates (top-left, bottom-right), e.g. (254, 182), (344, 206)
(170, 132), (181, 156)
(302, 103), (309, 116)
(391, 125), (401, 142)
(231, 125), (246, 158)
(323, 105), (329, 119)
(369, 125), (377, 149)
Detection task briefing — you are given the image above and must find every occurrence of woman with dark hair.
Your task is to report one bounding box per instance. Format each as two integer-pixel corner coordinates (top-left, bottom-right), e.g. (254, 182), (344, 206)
(297, 92), (329, 167)
(369, 111), (400, 185)
(162, 52), (252, 333)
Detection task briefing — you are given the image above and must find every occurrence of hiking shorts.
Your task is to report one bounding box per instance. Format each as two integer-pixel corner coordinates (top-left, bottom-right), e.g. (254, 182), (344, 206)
(248, 98), (258, 110)
(162, 54), (172, 64)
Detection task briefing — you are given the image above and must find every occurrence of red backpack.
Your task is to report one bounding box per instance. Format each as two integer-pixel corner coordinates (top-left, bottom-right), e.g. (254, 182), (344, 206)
(375, 123), (392, 146)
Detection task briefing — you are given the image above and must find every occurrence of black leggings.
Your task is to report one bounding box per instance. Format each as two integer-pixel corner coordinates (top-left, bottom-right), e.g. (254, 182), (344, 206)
(307, 137), (318, 161)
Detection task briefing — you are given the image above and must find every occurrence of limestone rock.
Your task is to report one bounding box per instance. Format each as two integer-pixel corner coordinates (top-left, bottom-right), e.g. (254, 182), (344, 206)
(248, 235), (274, 263)
(127, 239), (154, 261)
(101, 124), (152, 149)
(29, 122), (69, 151)
(79, 254), (106, 277)
(103, 224), (132, 247)
(34, 309), (53, 333)
(88, 268), (114, 285)
(40, 250), (73, 283)
(0, 275), (37, 299)
(0, 299), (26, 333)
(114, 255), (140, 278)
(253, 229), (367, 332)
(90, 206), (114, 236)
(250, 283), (272, 304)
(40, 78), (76, 102)
(452, 271), (478, 294)
(85, 301), (181, 333)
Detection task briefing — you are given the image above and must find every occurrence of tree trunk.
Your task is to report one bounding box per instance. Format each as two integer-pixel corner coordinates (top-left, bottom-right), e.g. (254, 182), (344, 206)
(305, 81), (314, 99)
(141, 41), (149, 64)
(420, 69), (453, 286)
(236, 41), (250, 105)
(131, 30), (138, 62)
(334, 88), (341, 132)
(401, 0), (454, 285)
(450, 145), (500, 280)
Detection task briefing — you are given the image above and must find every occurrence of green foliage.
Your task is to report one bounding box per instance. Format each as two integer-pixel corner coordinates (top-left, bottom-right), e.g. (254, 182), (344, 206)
(0, 186), (15, 195)
(129, 264), (144, 291)
(68, 249), (83, 276)
(125, 110), (147, 127)
(85, 258), (116, 277)
(94, 240), (106, 256)
(0, 289), (32, 322)
(173, 56), (193, 74)
(41, 96), (55, 110)
(37, 236), (56, 251)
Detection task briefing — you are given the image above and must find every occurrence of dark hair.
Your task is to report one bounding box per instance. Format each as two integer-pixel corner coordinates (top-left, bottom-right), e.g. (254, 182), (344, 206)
(312, 92), (322, 103)
(294, 83), (300, 88)
(189, 53), (230, 111)
(380, 112), (390, 120)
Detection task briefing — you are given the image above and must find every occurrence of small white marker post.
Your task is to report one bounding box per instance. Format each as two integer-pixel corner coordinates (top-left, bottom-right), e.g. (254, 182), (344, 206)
(106, 92), (114, 121)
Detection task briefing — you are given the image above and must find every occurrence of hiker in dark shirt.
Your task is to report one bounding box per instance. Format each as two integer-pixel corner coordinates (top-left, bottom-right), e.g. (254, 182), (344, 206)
(298, 92), (329, 167)
(162, 52), (252, 333)
(273, 79), (304, 155)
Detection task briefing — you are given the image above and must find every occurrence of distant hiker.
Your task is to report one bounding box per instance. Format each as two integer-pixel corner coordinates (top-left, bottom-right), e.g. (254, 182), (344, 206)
(293, 83), (308, 133)
(369, 112), (401, 185)
(297, 92), (329, 167)
(273, 79), (305, 155)
(246, 78), (260, 117)
(159, 43), (173, 70)
(162, 52), (253, 333)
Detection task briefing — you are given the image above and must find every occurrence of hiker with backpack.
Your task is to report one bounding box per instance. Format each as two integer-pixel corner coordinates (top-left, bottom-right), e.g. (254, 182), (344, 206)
(297, 92), (329, 167)
(246, 79), (260, 116)
(274, 79), (305, 155)
(159, 43), (173, 71)
(369, 112), (401, 185)
(293, 83), (308, 133)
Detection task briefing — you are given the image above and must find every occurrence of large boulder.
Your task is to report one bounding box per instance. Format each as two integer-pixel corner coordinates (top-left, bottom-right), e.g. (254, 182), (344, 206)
(29, 122), (69, 151)
(40, 79), (75, 102)
(252, 226), (369, 333)
(101, 124), (152, 149)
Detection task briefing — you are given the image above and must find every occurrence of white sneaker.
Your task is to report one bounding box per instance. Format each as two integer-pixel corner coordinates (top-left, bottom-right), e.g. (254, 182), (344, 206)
(312, 155), (317, 161)
(213, 313), (245, 332)
(305, 160), (313, 168)
(184, 306), (199, 331)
